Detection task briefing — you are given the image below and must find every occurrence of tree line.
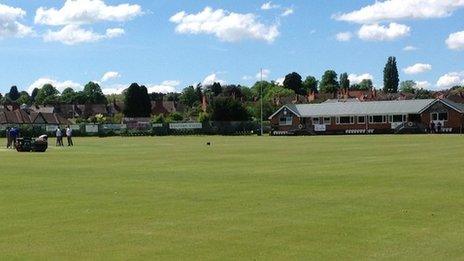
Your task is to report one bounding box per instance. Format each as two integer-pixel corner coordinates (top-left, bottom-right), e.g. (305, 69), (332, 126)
(2, 57), (458, 122)
(0, 82), (107, 106)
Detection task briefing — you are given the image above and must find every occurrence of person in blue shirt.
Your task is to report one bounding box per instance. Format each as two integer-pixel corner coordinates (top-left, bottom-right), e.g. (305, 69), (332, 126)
(9, 127), (19, 148)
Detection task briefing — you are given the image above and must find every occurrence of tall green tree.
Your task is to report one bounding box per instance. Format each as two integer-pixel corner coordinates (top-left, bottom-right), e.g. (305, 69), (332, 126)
(139, 85), (152, 115)
(383, 56), (399, 93)
(400, 80), (417, 94)
(30, 88), (39, 103)
(195, 84), (203, 103)
(210, 97), (251, 121)
(74, 91), (88, 104)
(359, 79), (374, 90)
(17, 91), (31, 105)
(7, 86), (20, 101)
(165, 92), (181, 102)
(180, 86), (200, 108)
(210, 82), (223, 96)
(339, 73), (350, 91)
(223, 85), (244, 99)
(35, 84), (59, 105)
(303, 76), (318, 94)
(123, 83), (152, 117)
(252, 81), (274, 98)
(319, 70), (339, 94)
(61, 88), (77, 104)
(83, 82), (107, 104)
(240, 86), (254, 101)
(283, 72), (304, 95)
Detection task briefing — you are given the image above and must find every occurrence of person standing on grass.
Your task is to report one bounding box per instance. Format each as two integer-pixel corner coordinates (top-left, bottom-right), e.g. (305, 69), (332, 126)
(6, 127), (11, 148)
(437, 122), (442, 133)
(10, 127), (19, 148)
(430, 121), (435, 134)
(56, 127), (63, 146)
(66, 126), (73, 146)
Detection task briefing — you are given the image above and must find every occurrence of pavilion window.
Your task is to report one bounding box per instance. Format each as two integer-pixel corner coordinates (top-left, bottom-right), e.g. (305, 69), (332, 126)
(389, 115), (406, 123)
(358, 116), (366, 124)
(439, 112), (448, 121)
(279, 116), (293, 126)
(336, 116), (354, 125)
(432, 112), (448, 121)
(369, 115), (387, 124)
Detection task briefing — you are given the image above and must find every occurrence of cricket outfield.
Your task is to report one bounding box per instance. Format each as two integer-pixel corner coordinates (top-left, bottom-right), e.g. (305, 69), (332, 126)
(1, 135), (463, 259)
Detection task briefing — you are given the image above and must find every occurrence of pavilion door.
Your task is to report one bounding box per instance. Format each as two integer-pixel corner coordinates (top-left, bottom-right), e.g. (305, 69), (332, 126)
(431, 112), (447, 130)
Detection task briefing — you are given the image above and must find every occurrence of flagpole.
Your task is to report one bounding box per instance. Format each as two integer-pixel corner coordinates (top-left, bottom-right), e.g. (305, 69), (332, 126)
(260, 68), (263, 136)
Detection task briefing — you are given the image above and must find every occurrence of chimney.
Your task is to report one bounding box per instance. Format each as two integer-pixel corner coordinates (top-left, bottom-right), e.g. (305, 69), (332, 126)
(308, 91), (315, 103)
(201, 93), (208, 112)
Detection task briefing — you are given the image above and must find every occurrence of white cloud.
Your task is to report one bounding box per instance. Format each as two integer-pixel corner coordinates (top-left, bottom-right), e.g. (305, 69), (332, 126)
(261, 2), (293, 17)
(275, 77), (285, 86)
(0, 4), (34, 38)
(415, 81), (431, 89)
(43, 24), (124, 45)
(169, 7), (279, 43)
(202, 73), (226, 86)
(358, 23), (410, 41)
(35, 0), (142, 26)
(101, 84), (127, 95)
(336, 31), (353, 42)
(348, 73), (373, 84)
(281, 8), (294, 17)
(403, 45), (418, 51)
(446, 31), (464, 51)
(102, 80), (181, 95)
(256, 69), (271, 80)
(146, 80), (180, 93)
(105, 28), (125, 38)
(261, 2), (280, 10)
(403, 63), (432, 74)
(35, 0), (138, 45)
(333, 0), (464, 24)
(101, 71), (121, 82)
(28, 78), (82, 94)
(436, 72), (464, 88)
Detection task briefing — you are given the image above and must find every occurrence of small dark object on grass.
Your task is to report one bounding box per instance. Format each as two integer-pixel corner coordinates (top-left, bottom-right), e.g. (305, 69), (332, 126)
(206, 142), (211, 146)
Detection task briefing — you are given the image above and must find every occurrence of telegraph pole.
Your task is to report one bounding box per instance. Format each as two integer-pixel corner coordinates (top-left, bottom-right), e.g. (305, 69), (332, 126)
(260, 68), (264, 136)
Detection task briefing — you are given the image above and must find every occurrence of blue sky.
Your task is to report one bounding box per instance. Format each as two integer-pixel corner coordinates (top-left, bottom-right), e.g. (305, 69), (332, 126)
(0, 0), (463, 95)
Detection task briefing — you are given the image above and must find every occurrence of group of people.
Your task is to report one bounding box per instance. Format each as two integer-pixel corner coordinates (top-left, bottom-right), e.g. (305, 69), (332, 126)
(5, 127), (20, 149)
(55, 126), (74, 147)
(5, 125), (74, 149)
(429, 121), (443, 134)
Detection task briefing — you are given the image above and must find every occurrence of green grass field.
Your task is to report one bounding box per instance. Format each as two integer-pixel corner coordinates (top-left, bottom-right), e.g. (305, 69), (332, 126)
(1, 135), (464, 260)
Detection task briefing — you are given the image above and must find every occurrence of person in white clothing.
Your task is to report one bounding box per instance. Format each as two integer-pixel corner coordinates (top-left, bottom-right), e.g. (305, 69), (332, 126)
(66, 126), (73, 146)
(56, 127), (63, 146)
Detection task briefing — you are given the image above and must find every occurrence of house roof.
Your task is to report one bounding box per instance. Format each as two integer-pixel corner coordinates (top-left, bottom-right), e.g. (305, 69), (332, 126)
(0, 109), (71, 125)
(323, 98), (360, 103)
(425, 99), (464, 113)
(270, 99), (438, 119)
(0, 112), (7, 124)
(151, 101), (177, 115)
